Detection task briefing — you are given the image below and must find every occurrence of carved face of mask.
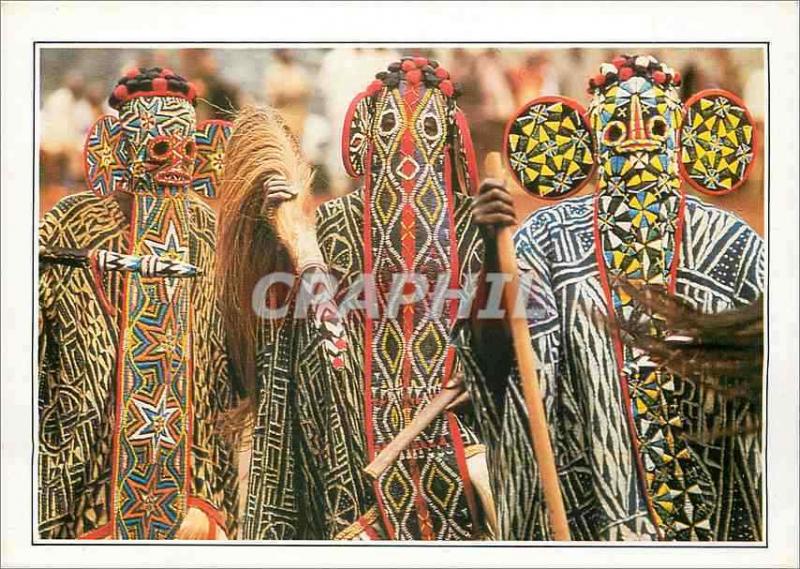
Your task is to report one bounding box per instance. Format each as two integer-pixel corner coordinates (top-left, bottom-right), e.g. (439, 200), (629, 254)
(342, 60), (478, 200)
(370, 81), (452, 230)
(119, 96), (197, 192)
(589, 76), (683, 196)
(373, 81), (449, 163)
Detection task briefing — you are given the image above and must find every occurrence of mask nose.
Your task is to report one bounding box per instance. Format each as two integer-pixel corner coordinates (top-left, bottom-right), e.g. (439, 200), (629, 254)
(173, 139), (196, 168)
(619, 94), (659, 152)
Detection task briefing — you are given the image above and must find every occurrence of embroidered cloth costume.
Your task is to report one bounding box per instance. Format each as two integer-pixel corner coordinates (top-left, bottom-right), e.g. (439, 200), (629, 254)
(461, 55), (763, 541)
(38, 68), (238, 539)
(316, 57), (490, 540)
(219, 107), (381, 540)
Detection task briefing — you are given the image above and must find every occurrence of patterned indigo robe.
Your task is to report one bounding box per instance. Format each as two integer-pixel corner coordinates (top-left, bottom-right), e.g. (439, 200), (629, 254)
(316, 188), (487, 540)
(242, 268), (381, 540)
(38, 192), (239, 539)
(459, 194), (763, 541)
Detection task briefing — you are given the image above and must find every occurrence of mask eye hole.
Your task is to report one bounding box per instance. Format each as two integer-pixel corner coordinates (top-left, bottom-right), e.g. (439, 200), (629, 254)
(379, 110), (397, 134)
(149, 137), (171, 161)
(184, 140), (197, 158)
(649, 116), (668, 139)
(422, 115), (440, 139)
(603, 121), (626, 146)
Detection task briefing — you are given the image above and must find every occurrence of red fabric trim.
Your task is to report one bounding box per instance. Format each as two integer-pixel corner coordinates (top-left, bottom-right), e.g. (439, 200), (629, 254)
(400, 156), (415, 426)
(668, 189), (686, 295)
(88, 250), (117, 318)
(341, 91), (369, 178)
(362, 143), (376, 463)
(592, 191), (690, 541)
(362, 143), (394, 539)
(408, 458), (435, 540)
(372, 478), (394, 540)
(442, 148), (460, 388)
(398, 89), (425, 536)
(187, 497), (225, 534)
(678, 88), (759, 196)
(108, 199), (139, 537)
(78, 523), (113, 540)
(503, 95), (596, 200)
(443, 141), (481, 535)
(358, 513), (381, 540)
(373, 436), (450, 453)
(443, 148), (461, 310)
(184, 303), (194, 515)
(592, 193), (655, 533)
(592, 193), (625, 369)
(454, 110), (480, 195)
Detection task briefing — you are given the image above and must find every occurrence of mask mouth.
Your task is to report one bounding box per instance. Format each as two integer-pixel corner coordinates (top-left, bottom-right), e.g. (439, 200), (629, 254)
(155, 168), (192, 185)
(618, 139), (661, 153)
(145, 135), (196, 186)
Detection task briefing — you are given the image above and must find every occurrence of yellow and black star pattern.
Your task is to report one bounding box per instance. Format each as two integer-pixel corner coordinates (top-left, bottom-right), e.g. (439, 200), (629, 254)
(504, 97), (596, 199)
(680, 89), (757, 196)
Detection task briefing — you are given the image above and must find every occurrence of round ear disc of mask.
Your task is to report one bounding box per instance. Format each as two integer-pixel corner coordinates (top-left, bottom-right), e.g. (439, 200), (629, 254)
(679, 88), (758, 196)
(503, 96), (596, 200)
(84, 115), (130, 197)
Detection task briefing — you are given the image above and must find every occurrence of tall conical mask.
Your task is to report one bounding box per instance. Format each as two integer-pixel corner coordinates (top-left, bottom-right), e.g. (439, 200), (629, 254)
(81, 68), (232, 539)
(340, 56), (482, 540)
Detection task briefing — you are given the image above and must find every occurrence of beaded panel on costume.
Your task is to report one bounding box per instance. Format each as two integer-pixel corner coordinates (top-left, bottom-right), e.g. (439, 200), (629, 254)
(38, 193), (238, 539)
(588, 64), (716, 540)
(680, 90), (757, 196)
(367, 80), (476, 540)
(317, 184), (485, 541)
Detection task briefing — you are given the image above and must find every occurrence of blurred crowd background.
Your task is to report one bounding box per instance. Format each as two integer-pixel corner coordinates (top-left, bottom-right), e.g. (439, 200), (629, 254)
(39, 47), (765, 234)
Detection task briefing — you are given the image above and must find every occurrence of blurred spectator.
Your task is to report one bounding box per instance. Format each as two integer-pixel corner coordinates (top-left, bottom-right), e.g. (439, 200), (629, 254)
(680, 48), (745, 96)
(446, 49), (482, 122)
(317, 47), (400, 195)
(471, 49), (516, 164)
(475, 49), (516, 124)
(507, 52), (558, 107)
(554, 48), (597, 101)
(264, 49), (311, 137)
(41, 72), (92, 163)
(84, 80), (110, 117)
(40, 70), (97, 195)
(180, 48), (241, 121)
(39, 150), (71, 218)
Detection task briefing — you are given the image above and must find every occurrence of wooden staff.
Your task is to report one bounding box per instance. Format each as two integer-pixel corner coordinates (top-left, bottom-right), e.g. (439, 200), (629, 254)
(39, 246), (201, 277)
(363, 381), (465, 479)
(484, 151), (571, 541)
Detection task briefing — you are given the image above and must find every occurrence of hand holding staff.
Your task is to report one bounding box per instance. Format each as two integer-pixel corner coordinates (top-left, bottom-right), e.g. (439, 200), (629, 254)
(483, 152), (570, 541)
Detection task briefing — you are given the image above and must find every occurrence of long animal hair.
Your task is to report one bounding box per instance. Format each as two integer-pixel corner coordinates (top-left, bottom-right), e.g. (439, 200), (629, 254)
(613, 283), (763, 436)
(216, 106), (314, 431)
